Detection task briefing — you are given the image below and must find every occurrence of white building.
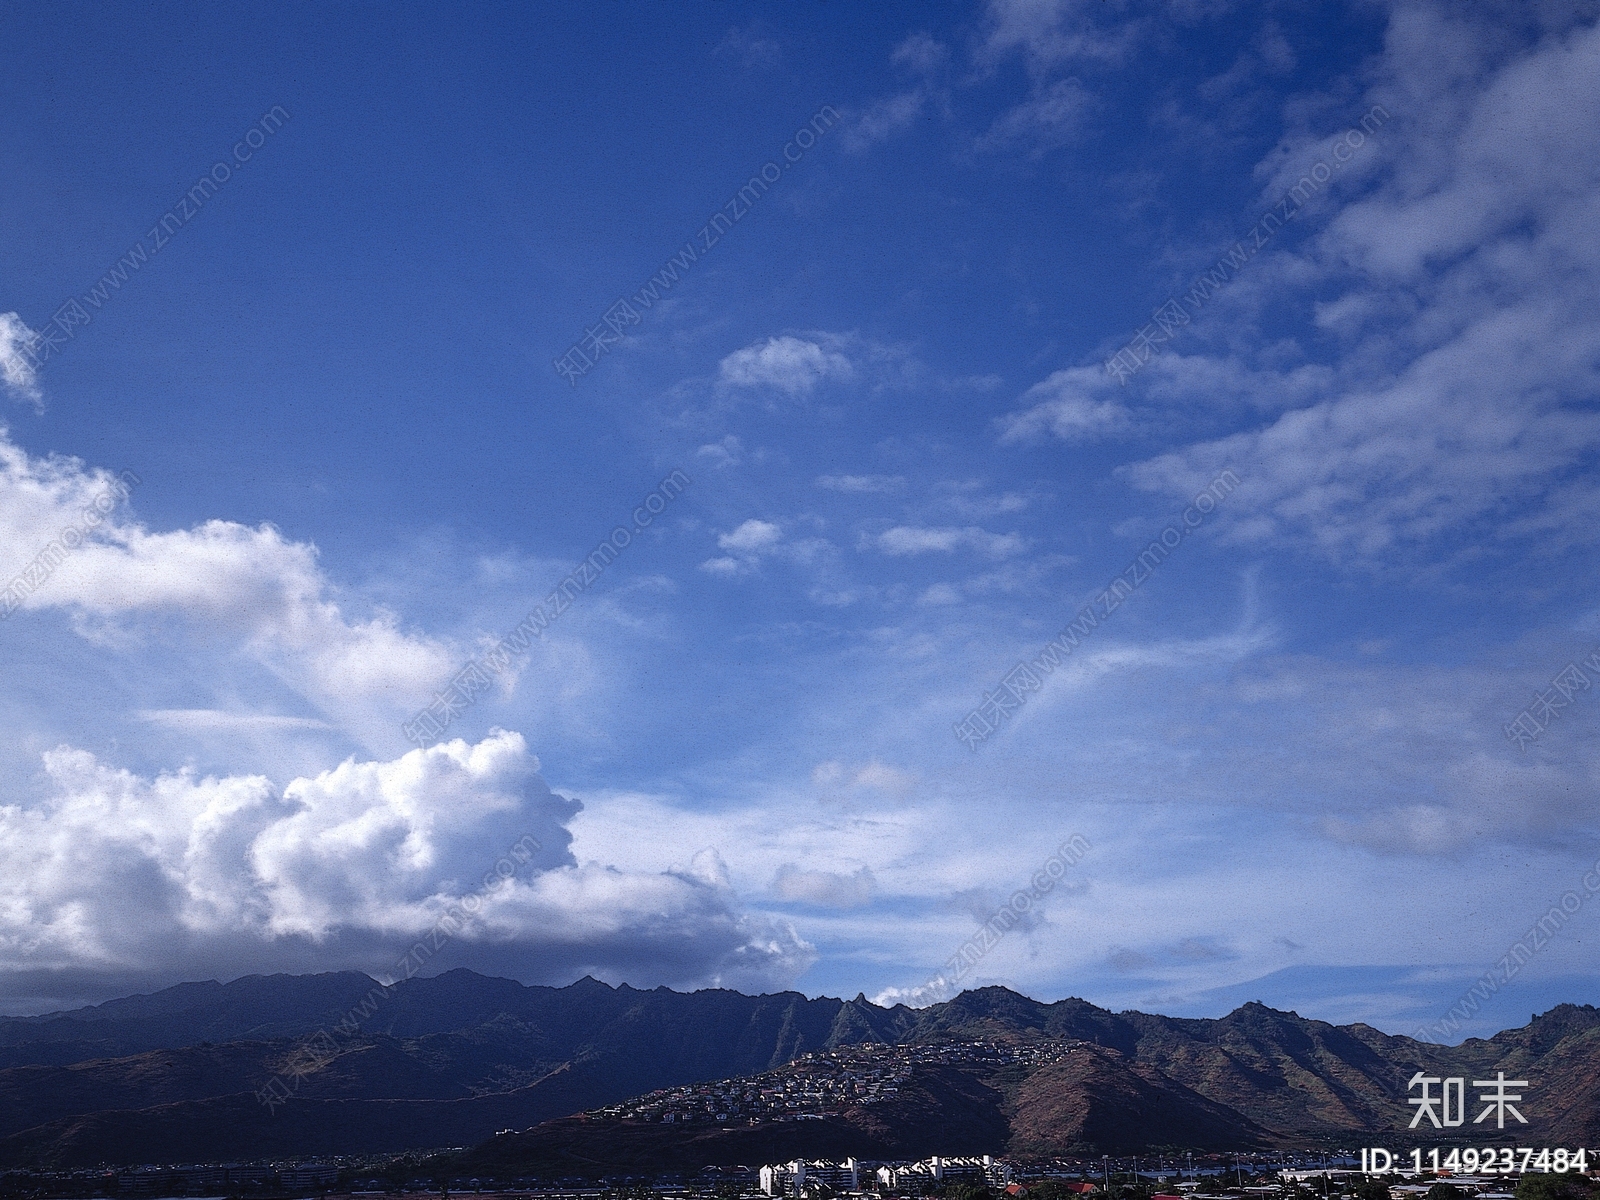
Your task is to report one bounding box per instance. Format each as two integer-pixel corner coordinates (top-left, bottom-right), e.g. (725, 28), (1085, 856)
(760, 1159), (860, 1196)
(875, 1156), (1010, 1191)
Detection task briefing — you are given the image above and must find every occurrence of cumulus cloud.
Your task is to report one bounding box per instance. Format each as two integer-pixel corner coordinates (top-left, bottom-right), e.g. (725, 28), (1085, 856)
(0, 315), (42, 409)
(701, 518), (784, 576)
(0, 731), (812, 1008)
(0, 430), (819, 1006)
(867, 525), (1028, 558)
(718, 336), (853, 395)
(718, 519), (783, 553)
(871, 977), (957, 1009)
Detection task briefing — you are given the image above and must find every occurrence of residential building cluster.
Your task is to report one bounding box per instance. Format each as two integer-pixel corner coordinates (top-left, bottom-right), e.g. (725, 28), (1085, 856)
(585, 1039), (1087, 1126)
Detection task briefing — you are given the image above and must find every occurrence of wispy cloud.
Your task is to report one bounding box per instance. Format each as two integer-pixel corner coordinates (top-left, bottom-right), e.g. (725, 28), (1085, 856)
(0, 314), (42, 409)
(816, 473), (906, 494)
(718, 335), (854, 395)
(867, 525), (1028, 558)
(770, 864), (877, 909)
(843, 32), (950, 152)
(715, 23), (781, 71)
(137, 709), (334, 732)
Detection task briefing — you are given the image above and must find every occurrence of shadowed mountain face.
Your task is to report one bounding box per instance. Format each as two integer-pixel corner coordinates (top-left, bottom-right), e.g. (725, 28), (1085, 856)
(1003, 1044), (1271, 1157)
(0, 973), (1595, 1169)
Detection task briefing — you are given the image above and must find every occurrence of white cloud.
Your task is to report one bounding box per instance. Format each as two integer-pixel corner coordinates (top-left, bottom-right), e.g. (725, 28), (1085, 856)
(816, 474), (906, 494)
(1000, 355), (1335, 445)
(701, 518), (829, 580)
(892, 31), (949, 76)
(934, 481), (1032, 518)
(998, 365), (1138, 442)
(843, 32), (949, 153)
(714, 24), (780, 70)
(718, 519), (783, 553)
(0, 432), (825, 1004)
(850, 761), (917, 796)
(698, 556), (742, 577)
(977, 77), (1092, 156)
(980, 0), (1138, 71)
(717, 336), (853, 395)
(1017, 6), (1600, 565)
(138, 709), (333, 733)
(868, 525), (1028, 558)
(0, 430), (456, 743)
(845, 91), (928, 152)
(696, 435), (744, 469)
(0, 315), (41, 409)
(871, 977), (957, 1008)
(770, 864), (876, 909)
(0, 731), (813, 1003)
(811, 759), (918, 803)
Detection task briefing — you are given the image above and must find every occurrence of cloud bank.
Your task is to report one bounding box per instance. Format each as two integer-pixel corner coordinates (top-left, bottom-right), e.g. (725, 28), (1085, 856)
(0, 429), (812, 1011)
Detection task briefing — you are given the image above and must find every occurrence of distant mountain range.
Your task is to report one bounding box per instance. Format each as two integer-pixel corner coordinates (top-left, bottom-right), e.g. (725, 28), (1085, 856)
(0, 970), (1595, 1170)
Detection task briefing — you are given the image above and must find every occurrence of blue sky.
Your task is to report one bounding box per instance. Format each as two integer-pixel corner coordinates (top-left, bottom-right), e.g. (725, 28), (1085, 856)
(2, 0), (1599, 1041)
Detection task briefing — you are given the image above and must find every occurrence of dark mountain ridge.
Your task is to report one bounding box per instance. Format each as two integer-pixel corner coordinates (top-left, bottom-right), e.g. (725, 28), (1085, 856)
(0, 971), (1594, 1169)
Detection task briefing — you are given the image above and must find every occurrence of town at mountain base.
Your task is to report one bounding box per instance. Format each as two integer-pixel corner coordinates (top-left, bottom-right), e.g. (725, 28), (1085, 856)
(0, 971), (1596, 1169)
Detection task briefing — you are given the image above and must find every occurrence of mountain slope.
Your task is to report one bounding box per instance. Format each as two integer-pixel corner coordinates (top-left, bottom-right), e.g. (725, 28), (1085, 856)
(0, 973), (1595, 1168)
(1005, 1044), (1270, 1156)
